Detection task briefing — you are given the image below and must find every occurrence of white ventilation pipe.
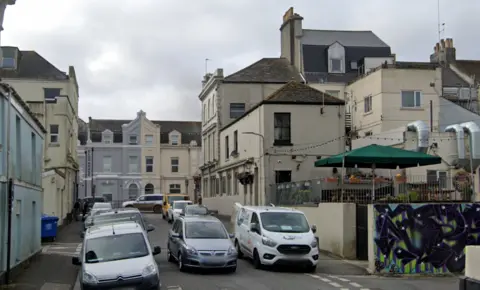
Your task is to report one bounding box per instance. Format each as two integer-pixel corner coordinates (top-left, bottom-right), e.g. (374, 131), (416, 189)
(445, 124), (466, 159)
(406, 121), (429, 152)
(460, 122), (480, 159)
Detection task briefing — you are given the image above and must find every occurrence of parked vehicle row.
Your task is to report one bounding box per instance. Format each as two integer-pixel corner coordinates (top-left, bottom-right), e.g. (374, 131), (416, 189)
(74, 202), (162, 289)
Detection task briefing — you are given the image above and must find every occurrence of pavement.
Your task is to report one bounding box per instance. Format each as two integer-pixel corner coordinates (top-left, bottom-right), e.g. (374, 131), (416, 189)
(9, 220), (83, 290)
(12, 214), (461, 290)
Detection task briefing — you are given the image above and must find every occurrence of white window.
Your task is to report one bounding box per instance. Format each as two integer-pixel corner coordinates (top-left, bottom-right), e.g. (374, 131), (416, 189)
(326, 90), (340, 98)
(103, 135), (112, 144)
(170, 134), (179, 145)
(128, 156), (139, 173)
(129, 135), (138, 145)
(331, 58), (342, 73)
(364, 95), (373, 113)
(350, 61), (358, 70)
(401, 91), (422, 108)
(49, 124), (59, 143)
(145, 156), (153, 173)
(169, 184), (181, 194)
(171, 157), (179, 173)
(103, 156), (112, 172)
(365, 131), (373, 136)
(145, 135), (153, 145)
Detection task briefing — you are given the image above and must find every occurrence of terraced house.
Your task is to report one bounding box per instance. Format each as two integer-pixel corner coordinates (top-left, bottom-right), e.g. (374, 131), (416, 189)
(77, 110), (201, 203)
(0, 46), (80, 226)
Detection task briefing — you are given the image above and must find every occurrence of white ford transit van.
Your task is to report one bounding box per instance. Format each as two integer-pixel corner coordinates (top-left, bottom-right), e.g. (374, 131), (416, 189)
(233, 203), (318, 271)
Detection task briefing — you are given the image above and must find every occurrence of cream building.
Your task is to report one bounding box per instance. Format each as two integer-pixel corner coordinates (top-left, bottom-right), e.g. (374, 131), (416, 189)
(203, 82), (345, 215)
(0, 47), (79, 225)
(78, 111), (202, 201)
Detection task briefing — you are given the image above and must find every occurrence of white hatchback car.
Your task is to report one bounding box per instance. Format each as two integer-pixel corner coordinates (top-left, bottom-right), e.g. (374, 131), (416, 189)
(167, 200), (193, 223)
(72, 221), (162, 289)
(233, 203), (319, 272)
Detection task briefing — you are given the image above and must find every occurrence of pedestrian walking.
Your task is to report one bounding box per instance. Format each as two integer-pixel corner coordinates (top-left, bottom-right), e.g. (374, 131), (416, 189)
(198, 196), (203, 205)
(73, 199), (80, 221)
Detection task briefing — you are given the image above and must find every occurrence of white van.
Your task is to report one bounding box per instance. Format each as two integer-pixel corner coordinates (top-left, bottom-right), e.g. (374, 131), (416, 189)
(233, 203), (318, 272)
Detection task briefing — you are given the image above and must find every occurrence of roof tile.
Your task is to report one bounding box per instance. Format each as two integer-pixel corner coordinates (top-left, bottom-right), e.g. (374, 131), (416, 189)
(265, 81), (344, 105)
(223, 58), (303, 83)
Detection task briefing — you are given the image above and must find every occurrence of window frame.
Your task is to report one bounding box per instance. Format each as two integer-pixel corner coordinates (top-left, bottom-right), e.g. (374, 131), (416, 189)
(169, 183), (181, 194)
(129, 135), (138, 145)
(128, 156), (139, 173)
(401, 90), (422, 108)
(225, 135), (229, 160)
(171, 157), (179, 173)
(103, 134), (112, 144)
(102, 156), (112, 172)
(364, 95), (373, 113)
(233, 130), (238, 152)
(145, 134), (154, 145)
(229, 103), (245, 119)
(273, 113), (291, 146)
(49, 124), (59, 143)
(170, 134), (179, 145)
(330, 58), (342, 73)
(145, 156), (154, 173)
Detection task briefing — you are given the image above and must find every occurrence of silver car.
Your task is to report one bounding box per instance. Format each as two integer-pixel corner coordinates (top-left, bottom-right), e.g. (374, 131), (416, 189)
(167, 215), (237, 272)
(72, 221), (162, 289)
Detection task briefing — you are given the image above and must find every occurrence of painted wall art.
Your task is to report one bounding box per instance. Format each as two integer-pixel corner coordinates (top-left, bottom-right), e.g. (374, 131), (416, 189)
(374, 203), (480, 274)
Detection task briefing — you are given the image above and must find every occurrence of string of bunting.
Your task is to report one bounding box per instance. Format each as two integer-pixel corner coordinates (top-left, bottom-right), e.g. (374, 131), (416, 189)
(272, 135), (472, 153)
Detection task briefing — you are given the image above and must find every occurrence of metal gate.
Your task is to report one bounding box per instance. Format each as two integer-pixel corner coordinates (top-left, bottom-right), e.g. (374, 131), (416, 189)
(356, 204), (369, 260)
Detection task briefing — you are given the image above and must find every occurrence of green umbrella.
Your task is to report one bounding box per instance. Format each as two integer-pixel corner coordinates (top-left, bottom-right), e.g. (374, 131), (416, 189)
(315, 144), (442, 169)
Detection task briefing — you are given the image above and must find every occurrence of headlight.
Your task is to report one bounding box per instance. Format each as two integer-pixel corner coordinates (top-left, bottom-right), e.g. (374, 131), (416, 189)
(186, 246), (198, 255)
(261, 236), (277, 247)
(83, 272), (98, 284)
(142, 264), (157, 276)
(311, 238), (318, 248)
(227, 246), (237, 255)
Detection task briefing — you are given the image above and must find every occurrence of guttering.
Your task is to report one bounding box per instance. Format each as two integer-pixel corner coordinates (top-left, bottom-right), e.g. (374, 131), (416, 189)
(406, 121), (429, 152)
(444, 124), (466, 159)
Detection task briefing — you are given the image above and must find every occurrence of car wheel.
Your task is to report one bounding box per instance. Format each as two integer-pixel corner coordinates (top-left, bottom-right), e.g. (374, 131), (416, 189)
(305, 265), (317, 273)
(178, 253), (186, 272)
(235, 240), (243, 259)
(253, 249), (262, 269)
(228, 266), (237, 273)
(153, 205), (161, 213)
(167, 249), (175, 263)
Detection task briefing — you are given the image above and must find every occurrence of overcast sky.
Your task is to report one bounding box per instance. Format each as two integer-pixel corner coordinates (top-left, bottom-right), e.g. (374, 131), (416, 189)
(3, 0), (478, 121)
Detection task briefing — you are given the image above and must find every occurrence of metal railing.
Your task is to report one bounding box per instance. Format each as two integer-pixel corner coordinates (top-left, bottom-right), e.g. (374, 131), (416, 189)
(267, 175), (474, 206)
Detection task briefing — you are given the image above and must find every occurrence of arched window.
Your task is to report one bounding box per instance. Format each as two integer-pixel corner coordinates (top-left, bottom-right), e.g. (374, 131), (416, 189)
(145, 183), (154, 194)
(128, 183), (139, 200)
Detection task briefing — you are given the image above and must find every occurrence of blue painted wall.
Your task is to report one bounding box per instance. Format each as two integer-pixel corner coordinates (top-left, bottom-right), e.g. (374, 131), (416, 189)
(0, 91), (44, 273)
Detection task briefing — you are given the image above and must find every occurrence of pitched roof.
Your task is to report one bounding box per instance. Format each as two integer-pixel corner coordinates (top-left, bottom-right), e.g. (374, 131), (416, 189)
(0, 48), (68, 80)
(454, 60), (480, 82)
(85, 119), (201, 145)
(220, 82), (344, 132)
(264, 81), (344, 105)
(302, 30), (389, 47)
(223, 58), (304, 83)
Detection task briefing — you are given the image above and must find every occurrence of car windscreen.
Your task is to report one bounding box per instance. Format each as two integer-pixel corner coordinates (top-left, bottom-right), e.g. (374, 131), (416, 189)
(168, 195), (188, 203)
(92, 203), (112, 209)
(260, 212), (310, 233)
(173, 202), (191, 210)
(185, 221), (228, 239)
(185, 206), (208, 215)
(92, 213), (145, 229)
(84, 233), (148, 263)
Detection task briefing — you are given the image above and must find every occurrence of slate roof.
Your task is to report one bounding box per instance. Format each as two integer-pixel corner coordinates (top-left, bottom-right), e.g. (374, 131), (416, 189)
(264, 81), (344, 105)
(454, 60), (480, 82)
(83, 119), (201, 145)
(223, 58), (304, 83)
(301, 30), (389, 47)
(0, 47), (68, 80)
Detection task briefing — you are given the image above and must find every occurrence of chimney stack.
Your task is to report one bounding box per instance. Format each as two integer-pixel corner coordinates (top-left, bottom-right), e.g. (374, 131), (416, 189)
(280, 7), (303, 67)
(430, 38), (456, 64)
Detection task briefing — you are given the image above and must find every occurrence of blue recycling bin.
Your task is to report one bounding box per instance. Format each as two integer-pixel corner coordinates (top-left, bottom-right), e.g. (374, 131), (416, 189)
(41, 215), (59, 241)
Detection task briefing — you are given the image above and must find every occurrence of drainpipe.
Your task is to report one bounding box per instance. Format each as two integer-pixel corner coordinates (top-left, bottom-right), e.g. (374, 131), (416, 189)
(406, 121), (429, 153)
(4, 88), (12, 285)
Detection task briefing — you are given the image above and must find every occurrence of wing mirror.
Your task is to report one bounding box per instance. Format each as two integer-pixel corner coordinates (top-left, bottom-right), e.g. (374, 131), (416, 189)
(147, 224), (155, 232)
(72, 256), (81, 265)
(250, 223), (260, 233)
(170, 232), (181, 239)
(228, 233), (235, 239)
(311, 224), (317, 234)
(152, 246), (161, 255)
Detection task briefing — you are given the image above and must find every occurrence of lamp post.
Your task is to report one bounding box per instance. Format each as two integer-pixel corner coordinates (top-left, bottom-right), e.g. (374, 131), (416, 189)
(84, 150), (88, 198)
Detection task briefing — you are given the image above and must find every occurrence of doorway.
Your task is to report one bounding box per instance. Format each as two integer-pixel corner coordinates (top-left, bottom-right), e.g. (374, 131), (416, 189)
(275, 170), (291, 183)
(31, 201), (36, 253)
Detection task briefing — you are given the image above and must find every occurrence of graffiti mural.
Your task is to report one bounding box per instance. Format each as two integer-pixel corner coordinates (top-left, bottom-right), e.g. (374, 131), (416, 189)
(374, 203), (480, 274)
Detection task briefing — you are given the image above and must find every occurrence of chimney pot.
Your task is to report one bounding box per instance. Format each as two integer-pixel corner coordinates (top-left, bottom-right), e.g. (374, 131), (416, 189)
(436, 43), (440, 52)
(440, 39), (445, 49)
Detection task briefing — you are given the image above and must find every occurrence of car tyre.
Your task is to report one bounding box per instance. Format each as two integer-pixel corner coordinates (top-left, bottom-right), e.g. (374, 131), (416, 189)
(178, 253), (186, 272)
(228, 266), (237, 273)
(235, 240), (243, 259)
(253, 249), (263, 269)
(305, 265), (317, 273)
(153, 205), (161, 213)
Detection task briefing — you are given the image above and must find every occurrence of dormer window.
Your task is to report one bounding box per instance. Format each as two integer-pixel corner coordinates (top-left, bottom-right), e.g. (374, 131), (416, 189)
(331, 59), (341, 72)
(103, 135), (112, 144)
(2, 57), (16, 69)
(129, 135), (138, 145)
(170, 134), (179, 145)
(328, 42), (345, 74)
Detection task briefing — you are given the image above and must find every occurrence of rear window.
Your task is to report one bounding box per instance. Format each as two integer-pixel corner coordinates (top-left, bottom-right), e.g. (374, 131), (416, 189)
(92, 213), (145, 229)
